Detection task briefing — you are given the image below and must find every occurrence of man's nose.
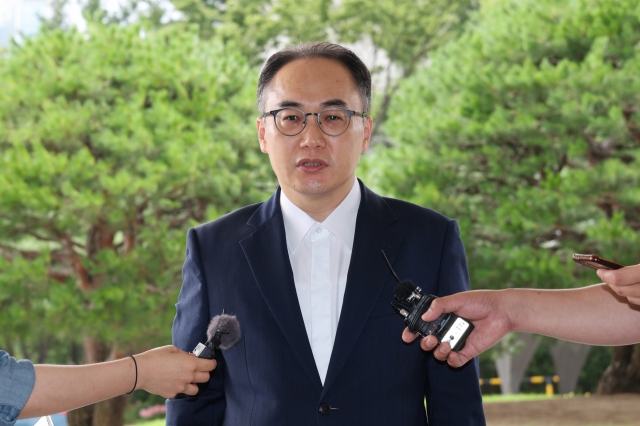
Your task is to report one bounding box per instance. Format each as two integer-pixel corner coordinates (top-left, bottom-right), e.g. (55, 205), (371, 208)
(299, 115), (326, 148)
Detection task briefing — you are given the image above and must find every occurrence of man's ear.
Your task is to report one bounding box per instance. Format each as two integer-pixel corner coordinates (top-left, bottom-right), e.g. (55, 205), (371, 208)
(361, 115), (373, 153)
(256, 116), (268, 153)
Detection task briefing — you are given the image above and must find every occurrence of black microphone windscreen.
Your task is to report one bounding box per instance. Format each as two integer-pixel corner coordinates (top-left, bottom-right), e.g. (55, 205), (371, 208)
(394, 279), (417, 302)
(206, 314), (241, 350)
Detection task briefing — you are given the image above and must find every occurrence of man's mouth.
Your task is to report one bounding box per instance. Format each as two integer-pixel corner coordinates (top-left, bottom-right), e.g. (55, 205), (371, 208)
(297, 159), (327, 168)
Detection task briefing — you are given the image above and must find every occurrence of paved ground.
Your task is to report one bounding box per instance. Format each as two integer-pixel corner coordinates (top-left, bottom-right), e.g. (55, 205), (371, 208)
(484, 394), (640, 426)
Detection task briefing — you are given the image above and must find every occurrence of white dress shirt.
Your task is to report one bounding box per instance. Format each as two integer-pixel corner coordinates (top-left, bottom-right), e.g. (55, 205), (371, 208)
(280, 178), (360, 384)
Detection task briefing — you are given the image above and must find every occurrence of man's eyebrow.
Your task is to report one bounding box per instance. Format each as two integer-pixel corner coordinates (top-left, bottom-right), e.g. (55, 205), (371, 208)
(276, 100), (303, 108)
(321, 99), (348, 108)
(274, 99), (349, 109)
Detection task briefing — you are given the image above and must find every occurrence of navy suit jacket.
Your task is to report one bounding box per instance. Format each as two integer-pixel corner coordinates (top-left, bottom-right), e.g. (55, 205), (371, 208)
(167, 181), (485, 425)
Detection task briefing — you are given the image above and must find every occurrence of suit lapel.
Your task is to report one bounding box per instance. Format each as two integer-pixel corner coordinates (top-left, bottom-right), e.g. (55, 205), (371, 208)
(239, 189), (323, 393)
(322, 182), (404, 396)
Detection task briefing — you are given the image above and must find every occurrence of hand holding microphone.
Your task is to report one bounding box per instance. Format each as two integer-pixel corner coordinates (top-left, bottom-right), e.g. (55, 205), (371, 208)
(16, 345), (218, 420)
(6, 314), (241, 421)
(134, 346), (217, 398)
(192, 312), (242, 359)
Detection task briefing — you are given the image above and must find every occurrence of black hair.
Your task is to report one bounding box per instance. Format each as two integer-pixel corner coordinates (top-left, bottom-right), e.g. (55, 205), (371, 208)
(257, 42), (371, 113)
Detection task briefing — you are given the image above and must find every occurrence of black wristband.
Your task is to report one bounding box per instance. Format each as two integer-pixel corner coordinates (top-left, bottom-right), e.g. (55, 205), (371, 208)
(127, 355), (138, 394)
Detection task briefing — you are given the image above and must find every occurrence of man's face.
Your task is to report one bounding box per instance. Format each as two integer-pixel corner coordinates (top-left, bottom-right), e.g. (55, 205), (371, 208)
(256, 58), (373, 204)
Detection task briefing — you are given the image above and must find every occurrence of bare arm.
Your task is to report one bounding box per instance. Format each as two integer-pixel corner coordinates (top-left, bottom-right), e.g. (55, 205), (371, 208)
(509, 284), (640, 343)
(20, 345), (215, 419)
(403, 284), (640, 368)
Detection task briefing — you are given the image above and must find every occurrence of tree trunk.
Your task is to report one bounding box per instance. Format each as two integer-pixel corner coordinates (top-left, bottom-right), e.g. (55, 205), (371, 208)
(4, 338), (15, 358)
(67, 406), (93, 426)
(37, 334), (51, 364)
(68, 337), (129, 426)
(70, 341), (82, 365)
(93, 395), (128, 426)
(598, 344), (640, 394)
(19, 336), (32, 360)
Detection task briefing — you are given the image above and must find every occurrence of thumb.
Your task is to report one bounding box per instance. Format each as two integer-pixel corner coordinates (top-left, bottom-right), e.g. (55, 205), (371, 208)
(596, 268), (610, 281)
(196, 358), (217, 372)
(422, 294), (464, 322)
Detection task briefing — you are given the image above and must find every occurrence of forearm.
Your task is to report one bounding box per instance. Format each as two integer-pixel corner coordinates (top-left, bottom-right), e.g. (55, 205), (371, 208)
(508, 284), (640, 345)
(20, 358), (135, 418)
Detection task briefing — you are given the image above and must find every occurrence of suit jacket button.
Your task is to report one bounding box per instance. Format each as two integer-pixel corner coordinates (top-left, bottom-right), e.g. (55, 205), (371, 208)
(318, 403), (331, 415)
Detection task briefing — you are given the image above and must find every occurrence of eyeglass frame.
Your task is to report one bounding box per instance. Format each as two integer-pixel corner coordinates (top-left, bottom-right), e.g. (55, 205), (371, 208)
(261, 107), (368, 137)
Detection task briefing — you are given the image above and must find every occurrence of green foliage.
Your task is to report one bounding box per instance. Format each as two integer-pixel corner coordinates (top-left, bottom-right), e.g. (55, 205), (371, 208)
(363, 0), (640, 290)
(170, 0), (332, 60)
(334, 0), (472, 71)
(169, 0), (477, 140)
(82, 0), (181, 28)
(0, 21), (273, 354)
(39, 0), (69, 32)
(334, 0), (476, 138)
(170, 0), (474, 66)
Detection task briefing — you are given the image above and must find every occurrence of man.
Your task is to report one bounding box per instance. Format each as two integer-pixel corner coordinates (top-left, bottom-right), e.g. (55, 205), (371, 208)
(405, 264), (640, 368)
(167, 42), (485, 425)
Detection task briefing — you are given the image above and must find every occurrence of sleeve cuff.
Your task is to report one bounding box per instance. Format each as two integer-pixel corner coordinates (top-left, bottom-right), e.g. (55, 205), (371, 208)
(0, 352), (36, 425)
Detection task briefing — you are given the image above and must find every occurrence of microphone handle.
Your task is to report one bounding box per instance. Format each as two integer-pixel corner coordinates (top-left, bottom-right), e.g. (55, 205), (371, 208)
(192, 342), (216, 359)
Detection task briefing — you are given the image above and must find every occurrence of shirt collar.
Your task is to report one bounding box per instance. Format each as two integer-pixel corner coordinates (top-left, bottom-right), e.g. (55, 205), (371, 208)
(280, 178), (361, 254)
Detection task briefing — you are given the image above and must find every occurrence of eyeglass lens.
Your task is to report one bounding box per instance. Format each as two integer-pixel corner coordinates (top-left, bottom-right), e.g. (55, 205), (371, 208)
(275, 109), (351, 136)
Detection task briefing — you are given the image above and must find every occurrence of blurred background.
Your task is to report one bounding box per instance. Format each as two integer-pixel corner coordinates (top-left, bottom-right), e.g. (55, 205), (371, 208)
(1, 0), (639, 425)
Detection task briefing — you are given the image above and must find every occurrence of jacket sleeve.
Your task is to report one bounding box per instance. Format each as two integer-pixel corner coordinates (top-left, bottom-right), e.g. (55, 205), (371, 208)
(0, 351), (35, 426)
(166, 228), (226, 426)
(424, 220), (486, 425)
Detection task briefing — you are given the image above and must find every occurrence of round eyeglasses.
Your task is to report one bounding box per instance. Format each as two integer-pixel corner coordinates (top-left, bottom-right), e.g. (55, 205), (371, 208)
(261, 108), (367, 137)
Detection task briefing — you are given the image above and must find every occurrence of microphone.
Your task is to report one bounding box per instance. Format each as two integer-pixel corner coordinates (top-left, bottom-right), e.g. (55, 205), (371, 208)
(382, 250), (474, 352)
(192, 312), (242, 359)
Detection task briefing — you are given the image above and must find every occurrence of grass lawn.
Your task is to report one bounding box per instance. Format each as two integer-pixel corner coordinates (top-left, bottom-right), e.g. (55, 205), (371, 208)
(127, 419), (165, 426)
(127, 394), (593, 425)
(482, 393), (558, 403)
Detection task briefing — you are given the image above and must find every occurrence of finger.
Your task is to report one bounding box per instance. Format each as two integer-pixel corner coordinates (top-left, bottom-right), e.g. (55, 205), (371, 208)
(422, 302), (444, 322)
(432, 341), (451, 361)
(607, 282), (640, 299)
(402, 328), (419, 343)
(448, 344), (480, 368)
(192, 370), (212, 383)
(419, 335), (439, 352)
(596, 268), (610, 281)
(196, 358), (216, 371)
(446, 352), (465, 368)
(447, 350), (475, 368)
(181, 383), (200, 396)
(599, 264), (640, 287)
(421, 295), (465, 322)
(627, 296), (640, 306)
(613, 285), (639, 298)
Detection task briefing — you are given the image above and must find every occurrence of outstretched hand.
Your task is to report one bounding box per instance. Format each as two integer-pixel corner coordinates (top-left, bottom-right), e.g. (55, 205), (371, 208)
(598, 264), (640, 305)
(135, 345), (216, 398)
(402, 291), (513, 367)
